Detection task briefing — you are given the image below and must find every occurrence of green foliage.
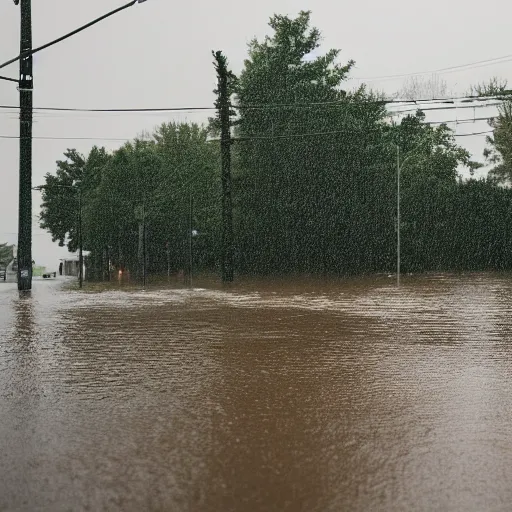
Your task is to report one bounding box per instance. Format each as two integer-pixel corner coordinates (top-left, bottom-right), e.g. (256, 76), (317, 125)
(231, 12), (475, 275)
(233, 11), (383, 273)
(39, 11), (512, 279)
(0, 243), (14, 266)
(40, 123), (220, 278)
(470, 78), (512, 184)
(484, 100), (512, 184)
(39, 149), (86, 249)
(209, 51), (238, 135)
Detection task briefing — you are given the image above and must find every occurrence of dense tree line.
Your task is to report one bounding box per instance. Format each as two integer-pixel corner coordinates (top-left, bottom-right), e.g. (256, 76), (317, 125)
(40, 11), (512, 280)
(40, 124), (220, 279)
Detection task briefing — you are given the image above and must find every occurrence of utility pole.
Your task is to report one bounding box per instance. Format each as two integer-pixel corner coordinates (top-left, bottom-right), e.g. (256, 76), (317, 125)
(17, 0), (33, 291)
(3, 0), (150, 291)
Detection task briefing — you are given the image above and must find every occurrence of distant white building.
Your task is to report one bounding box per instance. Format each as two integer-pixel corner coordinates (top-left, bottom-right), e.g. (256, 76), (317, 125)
(60, 251), (90, 278)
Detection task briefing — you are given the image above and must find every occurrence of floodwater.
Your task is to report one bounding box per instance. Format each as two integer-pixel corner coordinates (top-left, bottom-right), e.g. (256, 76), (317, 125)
(1, 273), (512, 511)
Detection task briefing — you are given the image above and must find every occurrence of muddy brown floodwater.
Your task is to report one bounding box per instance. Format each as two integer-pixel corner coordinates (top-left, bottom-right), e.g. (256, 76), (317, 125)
(1, 273), (512, 511)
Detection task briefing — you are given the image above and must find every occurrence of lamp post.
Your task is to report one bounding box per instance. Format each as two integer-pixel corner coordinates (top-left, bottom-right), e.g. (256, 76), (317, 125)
(142, 200), (146, 288)
(4, 0), (149, 291)
(77, 187), (83, 288)
(397, 145), (401, 287)
(188, 191), (193, 287)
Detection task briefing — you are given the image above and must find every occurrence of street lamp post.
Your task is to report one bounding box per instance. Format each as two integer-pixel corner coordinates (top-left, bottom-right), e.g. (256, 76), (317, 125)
(4, 0), (149, 291)
(142, 201), (146, 288)
(77, 188), (83, 288)
(188, 191), (193, 287)
(397, 145), (401, 287)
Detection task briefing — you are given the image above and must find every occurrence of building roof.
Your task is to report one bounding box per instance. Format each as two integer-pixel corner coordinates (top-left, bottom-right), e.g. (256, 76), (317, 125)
(60, 250), (90, 262)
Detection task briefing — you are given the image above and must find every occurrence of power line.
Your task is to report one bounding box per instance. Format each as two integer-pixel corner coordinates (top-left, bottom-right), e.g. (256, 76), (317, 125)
(0, 0), (141, 71)
(389, 102), (505, 115)
(0, 135), (129, 141)
(427, 116), (497, 125)
(217, 127), (496, 142)
(0, 232), (49, 236)
(454, 130), (493, 137)
(0, 75), (18, 84)
(0, 119), (497, 143)
(351, 54), (512, 82)
(0, 104), (215, 113)
(0, 92), (510, 114)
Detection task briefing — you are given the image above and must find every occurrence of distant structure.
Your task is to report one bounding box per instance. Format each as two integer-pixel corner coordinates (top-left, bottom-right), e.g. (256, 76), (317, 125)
(61, 257), (80, 277)
(60, 251), (89, 279)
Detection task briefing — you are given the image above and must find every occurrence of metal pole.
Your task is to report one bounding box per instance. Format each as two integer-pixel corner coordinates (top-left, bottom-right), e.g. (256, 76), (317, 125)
(189, 192), (193, 287)
(17, 0), (33, 291)
(397, 144), (400, 287)
(166, 242), (170, 280)
(142, 201), (146, 288)
(78, 189), (83, 288)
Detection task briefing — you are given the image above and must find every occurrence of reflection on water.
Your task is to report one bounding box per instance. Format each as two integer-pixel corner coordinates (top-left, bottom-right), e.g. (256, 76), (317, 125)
(1, 273), (512, 511)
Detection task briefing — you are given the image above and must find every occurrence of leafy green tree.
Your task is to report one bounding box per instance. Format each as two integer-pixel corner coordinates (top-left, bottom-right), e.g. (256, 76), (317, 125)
(0, 243), (13, 266)
(39, 12), (512, 280)
(484, 100), (512, 184)
(389, 111), (473, 271)
(233, 10), (389, 275)
(150, 122), (220, 273)
(468, 77), (512, 183)
(40, 123), (220, 279)
(39, 149), (86, 249)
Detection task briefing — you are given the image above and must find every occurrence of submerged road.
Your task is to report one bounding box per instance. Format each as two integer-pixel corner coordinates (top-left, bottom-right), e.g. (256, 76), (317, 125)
(1, 273), (512, 511)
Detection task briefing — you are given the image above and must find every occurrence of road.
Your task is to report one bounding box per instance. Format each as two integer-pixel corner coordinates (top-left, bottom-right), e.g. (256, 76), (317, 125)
(3, 259), (16, 283)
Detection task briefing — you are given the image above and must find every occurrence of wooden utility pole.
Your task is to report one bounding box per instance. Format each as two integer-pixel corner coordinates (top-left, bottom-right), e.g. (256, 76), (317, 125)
(213, 51), (234, 283)
(5, 0), (150, 290)
(17, 0), (33, 290)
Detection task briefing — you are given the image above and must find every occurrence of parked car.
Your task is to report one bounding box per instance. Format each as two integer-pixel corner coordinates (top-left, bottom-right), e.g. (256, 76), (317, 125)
(0, 266), (6, 281)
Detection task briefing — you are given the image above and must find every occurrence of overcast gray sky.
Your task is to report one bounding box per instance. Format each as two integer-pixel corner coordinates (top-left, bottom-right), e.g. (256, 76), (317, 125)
(1, 0), (511, 269)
